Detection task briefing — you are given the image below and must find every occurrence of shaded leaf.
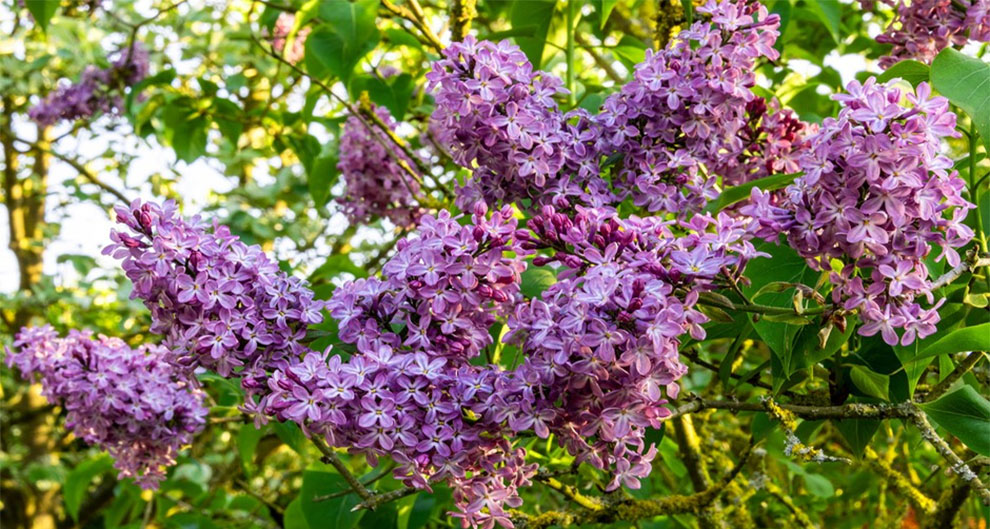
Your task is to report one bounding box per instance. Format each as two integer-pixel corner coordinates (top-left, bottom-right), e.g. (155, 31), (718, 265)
(65, 454), (114, 522)
(919, 385), (990, 456)
(931, 48), (990, 153)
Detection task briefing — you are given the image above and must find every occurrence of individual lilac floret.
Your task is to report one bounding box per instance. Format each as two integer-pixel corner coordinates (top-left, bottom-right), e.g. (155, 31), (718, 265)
(594, 0), (782, 215)
(337, 103), (425, 227)
(272, 12), (311, 65)
(505, 203), (764, 490)
(427, 36), (578, 209)
(863, 0), (990, 68)
(6, 326), (207, 489)
(267, 204), (535, 528)
(29, 43), (150, 126)
(102, 200), (325, 417)
(747, 79), (974, 346)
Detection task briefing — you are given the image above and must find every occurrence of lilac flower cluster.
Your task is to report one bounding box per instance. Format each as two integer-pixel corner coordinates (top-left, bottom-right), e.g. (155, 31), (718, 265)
(593, 0), (782, 215)
(337, 103), (425, 227)
(504, 203), (763, 490)
(864, 0), (990, 68)
(746, 79), (973, 345)
(102, 200), (325, 413)
(263, 205), (536, 527)
(721, 98), (809, 186)
(6, 326), (207, 489)
(272, 12), (311, 65)
(29, 43), (149, 126)
(427, 36), (576, 208)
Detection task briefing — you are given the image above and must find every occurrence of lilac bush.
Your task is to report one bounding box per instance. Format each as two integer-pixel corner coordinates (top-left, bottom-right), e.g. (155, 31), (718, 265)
(337, 103), (425, 227)
(864, 0), (990, 68)
(6, 326), (207, 489)
(745, 79), (974, 345)
(29, 43), (149, 126)
(102, 200), (325, 416)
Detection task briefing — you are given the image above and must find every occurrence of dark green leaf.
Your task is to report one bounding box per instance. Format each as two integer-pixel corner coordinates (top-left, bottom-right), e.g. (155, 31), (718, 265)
(597, 0), (618, 29)
(65, 454), (114, 522)
(305, 0), (380, 83)
(930, 48), (990, 153)
(510, 0), (556, 67)
(237, 424), (267, 474)
(877, 60), (930, 88)
(836, 418), (880, 458)
(273, 421), (307, 454)
(308, 155), (339, 208)
(849, 365), (889, 401)
(803, 0), (840, 43)
(791, 319), (855, 371)
(27, 0), (59, 31)
(520, 264), (557, 299)
(904, 323), (990, 368)
(351, 74), (415, 120)
(920, 385), (990, 456)
(300, 467), (365, 529)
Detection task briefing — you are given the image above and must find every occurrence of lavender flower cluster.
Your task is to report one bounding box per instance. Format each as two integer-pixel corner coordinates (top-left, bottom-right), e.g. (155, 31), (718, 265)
(29, 43), (149, 126)
(504, 204), (763, 490)
(594, 0), (783, 214)
(746, 79), (973, 345)
(337, 103), (425, 227)
(864, 0), (990, 68)
(6, 326), (207, 489)
(102, 200), (325, 413)
(427, 37), (581, 209)
(264, 204), (535, 528)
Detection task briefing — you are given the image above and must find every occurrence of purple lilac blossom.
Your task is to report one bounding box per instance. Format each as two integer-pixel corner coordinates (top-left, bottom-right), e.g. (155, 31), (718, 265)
(427, 37), (594, 209)
(29, 43), (150, 126)
(268, 204), (535, 528)
(743, 79), (974, 346)
(337, 103), (425, 227)
(505, 203), (764, 491)
(6, 326), (207, 489)
(101, 200), (325, 419)
(863, 0), (990, 68)
(593, 0), (783, 215)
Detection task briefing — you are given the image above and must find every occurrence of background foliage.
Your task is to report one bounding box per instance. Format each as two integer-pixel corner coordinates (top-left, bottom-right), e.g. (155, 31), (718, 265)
(1, 1), (988, 529)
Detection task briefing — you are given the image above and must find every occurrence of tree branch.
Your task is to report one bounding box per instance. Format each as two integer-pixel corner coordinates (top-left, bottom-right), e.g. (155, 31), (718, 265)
(310, 435), (375, 505)
(906, 406), (990, 505)
(919, 352), (986, 403)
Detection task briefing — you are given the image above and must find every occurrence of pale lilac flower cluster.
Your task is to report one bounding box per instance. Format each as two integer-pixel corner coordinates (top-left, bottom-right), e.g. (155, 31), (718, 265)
(864, 0), (990, 68)
(427, 36), (575, 208)
(593, 0), (782, 215)
(102, 200), (325, 411)
(264, 205), (536, 527)
(6, 326), (207, 489)
(272, 12), (311, 65)
(29, 43), (150, 126)
(505, 203), (763, 490)
(337, 104), (425, 227)
(746, 79), (973, 346)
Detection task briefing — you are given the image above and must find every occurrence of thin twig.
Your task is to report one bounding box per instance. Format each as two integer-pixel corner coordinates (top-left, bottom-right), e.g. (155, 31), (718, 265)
(919, 352), (987, 403)
(906, 405), (990, 505)
(310, 435), (375, 505)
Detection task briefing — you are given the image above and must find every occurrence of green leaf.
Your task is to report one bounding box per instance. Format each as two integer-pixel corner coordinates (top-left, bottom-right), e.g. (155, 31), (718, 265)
(741, 239), (820, 381)
(597, 0), (618, 29)
(510, 0), (556, 67)
(836, 418), (880, 458)
(305, 0), (381, 83)
(931, 48), (990, 153)
(351, 74), (415, 120)
(919, 385), (990, 456)
(790, 318), (855, 371)
(849, 365), (890, 401)
(904, 323), (990, 368)
(162, 101), (209, 163)
(680, 0), (694, 26)
(705, 172), (801, 214)
(65, 454), (114, 522)
(803, 0), (840, 43)
(612, 35), (647, 67)
(308, 155), (339, 208)
(273, 421), (307, 455)
(877, 60), (930, 88)
(300, 467), (365, 529)
(285, 498), (310, 529)
(237, 424), (267, 474)
(802, 473), (835, 498)
(27, 0), (59, 31)
(520, 263), (557, 299)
